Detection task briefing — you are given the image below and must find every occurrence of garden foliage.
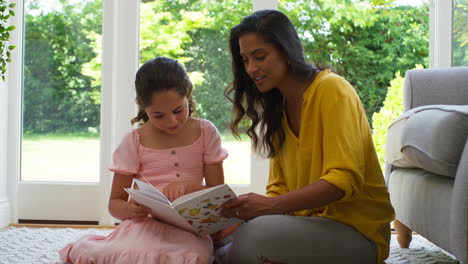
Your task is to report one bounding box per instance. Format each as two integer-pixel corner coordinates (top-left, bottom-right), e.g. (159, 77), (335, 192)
(371, 64), (423, 170)
(0, 0), (15, 81)
(23, 0), (430, 134)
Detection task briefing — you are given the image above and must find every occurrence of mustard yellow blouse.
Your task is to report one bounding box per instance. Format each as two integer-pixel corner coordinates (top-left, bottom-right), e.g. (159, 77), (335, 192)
(266, 70), (395, 263)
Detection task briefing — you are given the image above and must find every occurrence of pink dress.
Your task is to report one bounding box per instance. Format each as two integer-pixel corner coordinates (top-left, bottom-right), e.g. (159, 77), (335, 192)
(59, 118), (228, 264)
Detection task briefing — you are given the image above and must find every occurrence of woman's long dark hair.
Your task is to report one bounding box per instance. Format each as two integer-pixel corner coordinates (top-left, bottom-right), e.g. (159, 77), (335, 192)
(132, 57), (196, 125)
(225, 9), (316, 157)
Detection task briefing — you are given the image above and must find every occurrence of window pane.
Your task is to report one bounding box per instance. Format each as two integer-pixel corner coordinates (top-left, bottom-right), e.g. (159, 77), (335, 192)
(453, 0), (468, 66)
(21, 0), (102, 182)
(139, 0), (251, 184)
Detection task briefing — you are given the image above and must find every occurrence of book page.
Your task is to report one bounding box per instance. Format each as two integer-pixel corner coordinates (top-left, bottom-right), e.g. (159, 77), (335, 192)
(132, 178), (171, 206)
(172, 184), (243, 236)
(131, 189), (171, 206)
(172, 184), (227, 206)
(125, 188), (195, 234)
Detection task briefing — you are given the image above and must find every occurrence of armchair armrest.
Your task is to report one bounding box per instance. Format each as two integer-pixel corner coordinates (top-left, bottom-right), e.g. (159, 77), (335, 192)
(385, 105), (468, 178)
(450, 139), (468, 264)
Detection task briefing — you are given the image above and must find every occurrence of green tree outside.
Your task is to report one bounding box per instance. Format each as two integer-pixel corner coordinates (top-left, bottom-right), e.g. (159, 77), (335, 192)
(23, 0), (102, 134)
(282, 1), (429, 122)
(23, 0), (430, 136)
(453, 0), (468, 66)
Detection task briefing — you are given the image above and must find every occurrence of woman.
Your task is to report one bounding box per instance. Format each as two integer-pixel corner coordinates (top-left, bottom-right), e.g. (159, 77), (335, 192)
(221, 9), (395, 264)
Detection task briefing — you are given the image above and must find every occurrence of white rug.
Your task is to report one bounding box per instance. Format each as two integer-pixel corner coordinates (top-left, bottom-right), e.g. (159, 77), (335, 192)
(387, 234), (459, 264)
(0, 227), (460, 263)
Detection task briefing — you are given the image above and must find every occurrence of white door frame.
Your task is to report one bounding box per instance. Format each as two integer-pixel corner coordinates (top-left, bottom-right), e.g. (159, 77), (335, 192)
(429, 0), (453, 68)
(99, 0), (140, 224)
(7, 0), (24, 225)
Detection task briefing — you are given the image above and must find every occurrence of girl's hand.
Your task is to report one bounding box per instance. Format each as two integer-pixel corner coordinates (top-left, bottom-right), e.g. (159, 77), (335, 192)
(127, 199), (151, 221)
(163, 181), (188, 201)
(221, 193), (277, 220)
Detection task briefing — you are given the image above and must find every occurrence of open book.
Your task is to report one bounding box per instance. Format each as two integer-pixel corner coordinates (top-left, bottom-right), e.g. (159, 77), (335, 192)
(125, 179), (243, 236)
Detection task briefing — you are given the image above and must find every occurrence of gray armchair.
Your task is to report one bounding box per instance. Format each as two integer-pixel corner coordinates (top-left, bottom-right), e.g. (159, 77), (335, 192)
(384, 67), (468, 264)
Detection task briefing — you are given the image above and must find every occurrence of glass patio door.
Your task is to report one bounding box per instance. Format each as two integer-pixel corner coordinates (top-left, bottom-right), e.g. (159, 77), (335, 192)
(16, 0), (107, 224)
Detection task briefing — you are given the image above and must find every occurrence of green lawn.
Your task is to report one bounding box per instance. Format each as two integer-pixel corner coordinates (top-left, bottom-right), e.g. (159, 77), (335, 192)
(21, 133), (251, 184)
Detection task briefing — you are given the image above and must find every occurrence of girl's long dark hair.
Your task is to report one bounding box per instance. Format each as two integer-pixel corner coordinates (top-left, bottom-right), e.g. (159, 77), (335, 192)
(132, 57), (195, 125)
(225, 9), (316, 157)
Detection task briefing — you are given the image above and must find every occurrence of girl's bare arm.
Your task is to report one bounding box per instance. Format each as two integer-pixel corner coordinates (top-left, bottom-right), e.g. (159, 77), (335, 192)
(188, 163), (225, 193)
(108, 173), (150, 220)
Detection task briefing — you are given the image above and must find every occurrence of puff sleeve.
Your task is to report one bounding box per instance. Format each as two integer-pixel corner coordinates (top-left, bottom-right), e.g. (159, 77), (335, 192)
(108, 130), (140, 175)
(202, 119), (228, 164)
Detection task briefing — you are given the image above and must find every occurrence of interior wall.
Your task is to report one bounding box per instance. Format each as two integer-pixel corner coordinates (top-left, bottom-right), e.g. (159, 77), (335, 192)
(0, 79), (10, 227)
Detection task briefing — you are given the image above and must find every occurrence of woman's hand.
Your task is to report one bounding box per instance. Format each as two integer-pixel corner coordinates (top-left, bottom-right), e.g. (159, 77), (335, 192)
(162, 181), (188, 201)
(221, 192), (279, 220)
(210, 222), (241, 241)
(126, 199), (151, 221)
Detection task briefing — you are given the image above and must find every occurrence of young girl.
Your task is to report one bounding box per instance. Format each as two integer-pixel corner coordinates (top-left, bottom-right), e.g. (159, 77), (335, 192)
(59, 57), (228, 264)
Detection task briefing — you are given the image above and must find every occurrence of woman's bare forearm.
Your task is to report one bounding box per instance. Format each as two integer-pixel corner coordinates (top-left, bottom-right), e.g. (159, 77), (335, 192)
(270, 180), (345, 214)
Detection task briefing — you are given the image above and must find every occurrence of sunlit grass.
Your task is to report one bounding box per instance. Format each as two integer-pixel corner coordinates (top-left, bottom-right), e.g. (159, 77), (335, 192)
(21, 132), (251, 184)
(23, 132), (100, 141)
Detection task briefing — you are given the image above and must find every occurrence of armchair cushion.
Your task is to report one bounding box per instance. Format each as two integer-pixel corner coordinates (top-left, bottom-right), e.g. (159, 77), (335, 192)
(386, 115), (417, 168)
(386, 105), (468, 178)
